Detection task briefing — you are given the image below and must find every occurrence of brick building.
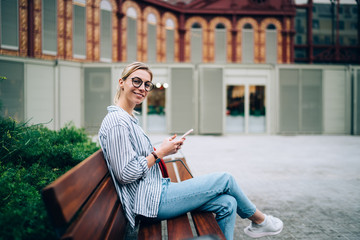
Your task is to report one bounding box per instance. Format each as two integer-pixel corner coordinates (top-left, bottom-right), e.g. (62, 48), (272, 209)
(0, 0), (359, 135)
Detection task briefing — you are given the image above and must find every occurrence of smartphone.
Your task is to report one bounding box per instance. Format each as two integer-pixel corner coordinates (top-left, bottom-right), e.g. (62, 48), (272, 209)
(170, 129), (194, 141)
(180, 129), (194, 139)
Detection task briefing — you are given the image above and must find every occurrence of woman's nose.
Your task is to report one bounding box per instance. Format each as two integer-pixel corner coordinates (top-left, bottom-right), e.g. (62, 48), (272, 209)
(139, 83), (146, 91)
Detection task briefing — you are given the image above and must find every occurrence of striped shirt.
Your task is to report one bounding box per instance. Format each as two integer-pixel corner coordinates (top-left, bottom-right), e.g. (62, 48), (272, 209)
(98, 105), (163, 228)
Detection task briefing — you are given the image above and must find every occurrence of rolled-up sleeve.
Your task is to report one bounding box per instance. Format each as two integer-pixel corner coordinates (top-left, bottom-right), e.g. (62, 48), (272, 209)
(106, 125), (149, 184)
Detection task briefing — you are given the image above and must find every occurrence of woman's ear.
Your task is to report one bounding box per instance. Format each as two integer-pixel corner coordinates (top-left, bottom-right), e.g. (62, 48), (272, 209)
(119, 78), (125, 90)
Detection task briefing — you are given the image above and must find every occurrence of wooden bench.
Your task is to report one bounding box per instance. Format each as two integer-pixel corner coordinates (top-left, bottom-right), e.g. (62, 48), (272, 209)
(42, 149), (226, 240)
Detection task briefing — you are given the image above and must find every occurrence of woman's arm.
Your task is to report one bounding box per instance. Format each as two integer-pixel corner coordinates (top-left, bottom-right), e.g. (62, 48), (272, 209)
(146, 134), (185, 168)
(105, 125), (185, 183)
(106, 125), (150, 184)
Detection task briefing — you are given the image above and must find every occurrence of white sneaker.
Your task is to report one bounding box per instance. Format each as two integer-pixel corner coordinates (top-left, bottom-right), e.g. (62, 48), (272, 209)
(244, 215), (283, 238)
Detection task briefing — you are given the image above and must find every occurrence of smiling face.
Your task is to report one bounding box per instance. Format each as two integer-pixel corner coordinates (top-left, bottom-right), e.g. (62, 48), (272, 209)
(118, 69), (152, 110)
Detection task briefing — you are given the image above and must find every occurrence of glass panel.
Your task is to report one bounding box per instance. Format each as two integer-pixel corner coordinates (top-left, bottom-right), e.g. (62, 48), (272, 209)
(295, 8), (307, 45)
(127, 17), (137, 62)
(266, 29), (277, 63)
(249, 86), (266, 133)
(295, 48), (308, 59)
(191, 24), (202, 63)
(1, 0), (18, 49)
(166, 29), (174, 62)
(42, 0), (57, 54)
(147, 85), (166, 133)
(295, 0), (308, 3)
(147, 23), (157, 62)
(242, 29), (254, 63)
(0, 60), (24, 121)
(312, 4), (332, 45)
(100, 8), (112, 61)
(339, 4), (357, 46)
(215, 28), (226, 63)
(73, 4), (86, 57)
(226, 85), (245, 133)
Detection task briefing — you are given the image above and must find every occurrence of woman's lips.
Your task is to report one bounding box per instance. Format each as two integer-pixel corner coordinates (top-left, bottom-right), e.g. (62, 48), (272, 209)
(133, 91), (145, 98)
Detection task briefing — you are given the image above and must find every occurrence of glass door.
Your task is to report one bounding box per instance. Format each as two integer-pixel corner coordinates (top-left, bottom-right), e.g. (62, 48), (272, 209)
(225, 84), (267, 134)
(226, 85), (245, 133)
(249, 85), (266, 133)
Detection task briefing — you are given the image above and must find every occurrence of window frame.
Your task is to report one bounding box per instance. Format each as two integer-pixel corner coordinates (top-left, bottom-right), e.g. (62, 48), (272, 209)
(42, 0), (58, 55)
(0, 0), (19, 50)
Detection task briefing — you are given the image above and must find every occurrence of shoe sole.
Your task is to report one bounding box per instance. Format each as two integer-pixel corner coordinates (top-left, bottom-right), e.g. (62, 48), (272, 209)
(244, 225), (283, 238)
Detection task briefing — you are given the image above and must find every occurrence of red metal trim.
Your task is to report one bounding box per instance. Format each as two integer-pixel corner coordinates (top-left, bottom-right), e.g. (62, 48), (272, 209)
(117, 1), (124, 62)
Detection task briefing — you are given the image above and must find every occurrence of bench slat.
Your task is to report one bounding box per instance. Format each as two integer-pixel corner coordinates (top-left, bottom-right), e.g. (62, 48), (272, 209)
(173, 159), (226, 240)
(61, 176), (119, 240)
(104, 204), (127, 240)
(42, 150), (108, 228)
(191, 212), (226, 240)
(167, 214), (194, 240)
(138, 221), (162, 240)
(164, 160), (194, 239)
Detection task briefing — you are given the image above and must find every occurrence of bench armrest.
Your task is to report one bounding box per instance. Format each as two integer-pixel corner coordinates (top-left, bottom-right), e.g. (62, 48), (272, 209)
(164, 158), (193, 178)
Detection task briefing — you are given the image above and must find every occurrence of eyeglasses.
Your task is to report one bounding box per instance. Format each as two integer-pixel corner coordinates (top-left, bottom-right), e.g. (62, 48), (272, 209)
(131, 77), (154, 92)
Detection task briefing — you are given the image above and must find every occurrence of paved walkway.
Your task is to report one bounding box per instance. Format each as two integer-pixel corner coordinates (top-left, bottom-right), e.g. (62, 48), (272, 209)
(148, 134), (360, 240)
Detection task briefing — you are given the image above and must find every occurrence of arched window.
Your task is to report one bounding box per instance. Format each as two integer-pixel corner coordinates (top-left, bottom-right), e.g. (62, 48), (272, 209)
(165, 18), (175, 62)
(242, 23), (254, 63)
(215, 23), (226, 63)
(100, 0), (112, 62)
(0, 0), (19, 50)
(73, 0), (86, 59)
(42, 0), (57, 55)
(126, 7), (137, 62)
(191, 22), (202, 63)
(147, 13), (157, 62)
(266, 24), (277, 63)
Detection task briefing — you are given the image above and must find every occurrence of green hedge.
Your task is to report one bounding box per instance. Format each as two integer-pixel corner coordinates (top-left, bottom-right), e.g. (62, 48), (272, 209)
(0, 117), (100, 240)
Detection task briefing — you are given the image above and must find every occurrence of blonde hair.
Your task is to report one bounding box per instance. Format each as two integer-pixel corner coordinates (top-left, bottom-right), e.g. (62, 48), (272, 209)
(114, 62), (153, 104)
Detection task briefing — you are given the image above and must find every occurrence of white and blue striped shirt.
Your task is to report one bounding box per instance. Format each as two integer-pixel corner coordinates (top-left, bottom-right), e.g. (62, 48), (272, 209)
(98, 105), (163, 228)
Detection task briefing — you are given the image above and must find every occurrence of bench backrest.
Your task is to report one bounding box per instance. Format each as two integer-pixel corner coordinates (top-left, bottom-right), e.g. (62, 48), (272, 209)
(42, 150), (225, 240)
(42, 149), (126, 240)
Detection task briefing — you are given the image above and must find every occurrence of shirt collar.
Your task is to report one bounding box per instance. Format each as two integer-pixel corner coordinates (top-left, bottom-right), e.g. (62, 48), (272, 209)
(107, 105), (138, 124)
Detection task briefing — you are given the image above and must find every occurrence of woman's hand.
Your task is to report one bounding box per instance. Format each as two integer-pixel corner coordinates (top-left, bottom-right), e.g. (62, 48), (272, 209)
(156, 134), (185, 158)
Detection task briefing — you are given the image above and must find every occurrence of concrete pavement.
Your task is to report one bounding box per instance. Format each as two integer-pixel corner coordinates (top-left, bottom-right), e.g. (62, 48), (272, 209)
(148, 134), (360, 240)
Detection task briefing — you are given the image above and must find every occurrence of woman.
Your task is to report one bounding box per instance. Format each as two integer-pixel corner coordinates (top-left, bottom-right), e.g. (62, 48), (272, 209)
(98, 62), (283, 239)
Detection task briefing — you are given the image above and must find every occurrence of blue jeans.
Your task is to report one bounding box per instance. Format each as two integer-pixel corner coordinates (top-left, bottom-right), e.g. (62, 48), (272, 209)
(155, 172), (256, 240)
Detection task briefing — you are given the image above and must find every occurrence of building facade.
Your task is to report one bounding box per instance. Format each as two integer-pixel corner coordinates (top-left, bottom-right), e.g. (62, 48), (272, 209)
(0, 0), (359, 135)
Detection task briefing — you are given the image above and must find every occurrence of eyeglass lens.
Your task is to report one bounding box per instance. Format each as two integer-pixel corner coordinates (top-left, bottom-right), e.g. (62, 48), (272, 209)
(131, 77), (154, 92)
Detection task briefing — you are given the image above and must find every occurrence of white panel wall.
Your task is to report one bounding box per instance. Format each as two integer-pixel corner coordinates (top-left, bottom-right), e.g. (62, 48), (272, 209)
(354, 68), (360, 135)
(169, 67), (195, 133)
(2, 55), (355, 135)
(59, 64), (82, 128)
(323, 69), (350, 134)
(26, 63), (55, 129)
(199, 67), (223, 134)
